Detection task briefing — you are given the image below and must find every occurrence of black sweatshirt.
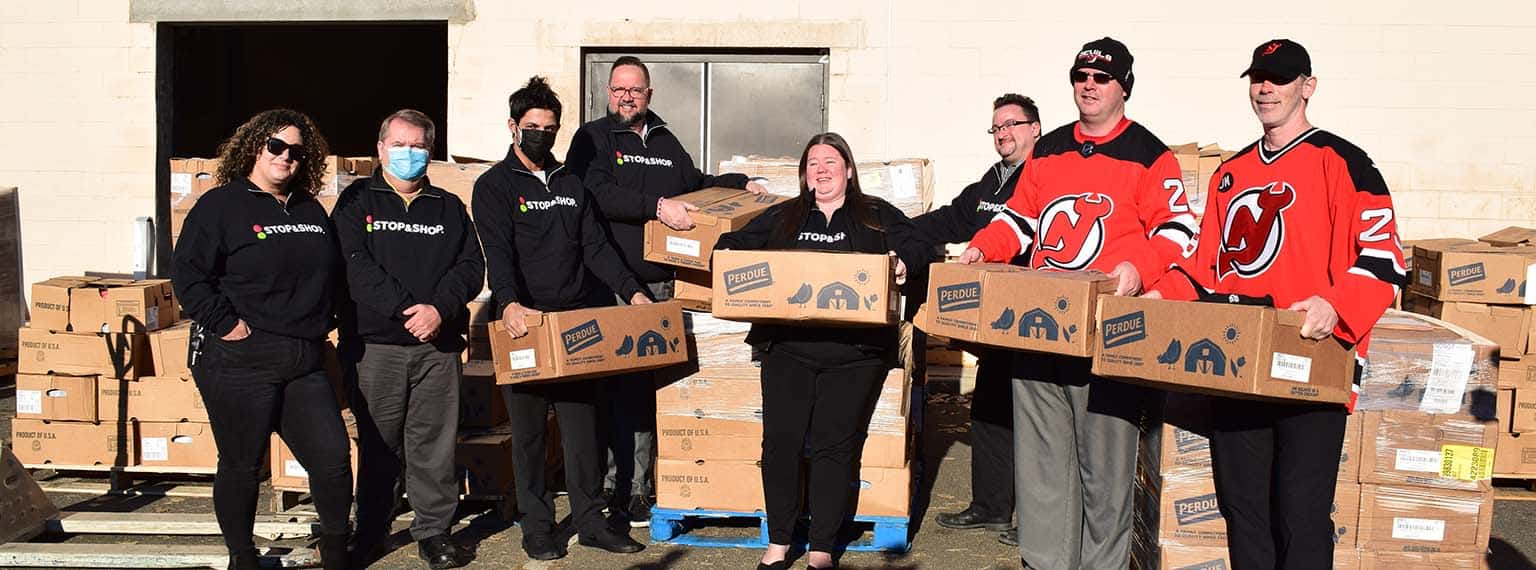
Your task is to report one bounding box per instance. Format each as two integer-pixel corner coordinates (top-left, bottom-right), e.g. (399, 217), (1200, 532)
(172, 179), (340, 340)
(473, 145), (645, 314)
(332, 171), (485, 351)
(714, 197), (933, 367)
(566, 112), (750, 284)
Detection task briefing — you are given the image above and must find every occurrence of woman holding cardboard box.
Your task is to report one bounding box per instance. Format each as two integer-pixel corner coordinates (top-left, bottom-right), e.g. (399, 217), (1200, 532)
(714, 132), (932, 570)
(171, 109), (352, 570)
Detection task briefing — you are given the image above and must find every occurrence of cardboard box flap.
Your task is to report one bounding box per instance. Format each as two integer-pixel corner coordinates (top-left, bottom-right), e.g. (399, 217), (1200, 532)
(1479, 226), (1536, 247)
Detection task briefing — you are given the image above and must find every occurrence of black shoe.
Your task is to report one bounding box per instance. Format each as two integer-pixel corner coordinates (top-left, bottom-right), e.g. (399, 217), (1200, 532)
(417, 535), (468, 570)
(935, 507), (1012, 531)
(998, 527), (1018, 547)
(348, 529), (388, 568)
(228, 549), (260, 570)
(756, 561), (788, 570)
(578, 527), (646, 554)
(319, 534), (350, 570)
(626, 495), (655, 528)
(522, 532), (565, 561)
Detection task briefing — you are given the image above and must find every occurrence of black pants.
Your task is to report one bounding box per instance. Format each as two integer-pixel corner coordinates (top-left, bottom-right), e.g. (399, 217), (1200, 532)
(347, 342), (461, 542)
(193, 329), (353, 553)
(760, 350), (886, 551)
(1209, 397), (1346, 570)
(503, 378), (606, 538)
(968, 348), (1015, 518)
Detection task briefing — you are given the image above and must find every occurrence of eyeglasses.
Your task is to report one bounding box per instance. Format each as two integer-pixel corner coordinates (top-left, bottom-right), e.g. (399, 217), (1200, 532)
(987, 120), (1037, 134)
(1070, 70), (1115, 85)
(264, 137), (307, 162)
(609, 86), (650, 98)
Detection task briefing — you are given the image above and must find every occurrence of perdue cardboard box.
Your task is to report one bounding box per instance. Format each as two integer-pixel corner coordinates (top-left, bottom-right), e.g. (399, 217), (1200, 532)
(11, 418), (138, 467)
(138, 421), (218, 469)
(459, 360), (508, 429)
(488, 301), (689, 384)
(17, 327), (150, 379)
(673, 268), (713, 312)
(711, 250), (898, 326)
(1092, 297), (1355, 404)
(1358, 410), (1496, 492)
(29, 276), (100, 331)
(1356, 484), (1493, 554)
(148, 323), (192, 379)
(14, 374), (98, 422)
(920, 263), (1115, 357)
(1156, 473), (1228, 547)
(654, 458), (911, 517)
(1358, 551), (1488, 570)
(1495, 431), (1536, 475)
(98, 376), (206, 422)
(1401, 293), (1531, 358)
(1148, 545), (1233, 570)
(1410, 241), (1536, 305)
(68, 279), (177, 333)
(643, 188), (790, 270)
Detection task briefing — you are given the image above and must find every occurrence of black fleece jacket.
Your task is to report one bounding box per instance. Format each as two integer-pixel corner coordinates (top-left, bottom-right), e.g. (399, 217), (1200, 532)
(473, 145), (645, 314)
(566, 112), (750, 284)
(172, 179), (340, 341)
(714, 196), (933, 366)
(332, 171), (484, 351)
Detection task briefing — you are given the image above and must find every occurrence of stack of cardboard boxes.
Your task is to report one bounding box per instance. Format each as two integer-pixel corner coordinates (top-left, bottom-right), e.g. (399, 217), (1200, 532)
(11, 276), (222, 471)
(1167, 143), (1233, 221)
(716, 156), (934, 219)
(652, 312), (916, 518)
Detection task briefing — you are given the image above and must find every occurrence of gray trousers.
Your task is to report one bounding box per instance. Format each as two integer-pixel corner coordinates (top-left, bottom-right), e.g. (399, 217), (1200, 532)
(348, 342), (462, 541)
(602, 280), (671, 497)
(1012, 355), (1146, 570)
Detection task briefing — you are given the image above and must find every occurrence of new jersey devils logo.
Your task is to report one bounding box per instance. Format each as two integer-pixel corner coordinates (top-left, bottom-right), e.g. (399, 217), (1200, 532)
(1035, 193), (1115, 271)
(1219, 182), (1297, 280)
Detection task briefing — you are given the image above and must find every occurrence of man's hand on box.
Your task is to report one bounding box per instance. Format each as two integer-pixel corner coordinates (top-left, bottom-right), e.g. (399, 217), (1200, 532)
(657, 197), (698, 230)
(1287, 295), (1339, 340)
(1108, 261), (1142, 296)
(501, 303), (542, 338)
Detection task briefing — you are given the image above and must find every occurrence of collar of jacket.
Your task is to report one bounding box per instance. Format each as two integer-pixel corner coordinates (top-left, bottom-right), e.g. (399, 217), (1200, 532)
(604, 110), (669, 134)
(366, 168), (444, 198)
(239, 176), (318, 205)
(499, 145), (567, 179)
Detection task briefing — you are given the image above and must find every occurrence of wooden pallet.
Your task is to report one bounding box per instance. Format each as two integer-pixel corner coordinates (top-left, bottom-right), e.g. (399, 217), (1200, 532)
(649, 507), (911, 553)
(27, 463), (216, 496)
(1494, 475), (1536, 500)
(273, 486), (518, 522)
(0, 512), (321, 568)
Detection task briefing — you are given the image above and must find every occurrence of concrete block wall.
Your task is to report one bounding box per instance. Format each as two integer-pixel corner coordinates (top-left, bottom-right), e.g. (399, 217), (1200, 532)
(3, 0), (1534, 306)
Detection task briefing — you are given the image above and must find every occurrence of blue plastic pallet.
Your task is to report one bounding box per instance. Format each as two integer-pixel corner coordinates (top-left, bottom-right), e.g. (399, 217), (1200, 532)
(649, 507), (911, 553)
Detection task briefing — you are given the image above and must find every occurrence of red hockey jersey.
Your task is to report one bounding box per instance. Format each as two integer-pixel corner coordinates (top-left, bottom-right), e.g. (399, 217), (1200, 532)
(969, 118), (1197, 285)
(1152, 128), (1406, 392)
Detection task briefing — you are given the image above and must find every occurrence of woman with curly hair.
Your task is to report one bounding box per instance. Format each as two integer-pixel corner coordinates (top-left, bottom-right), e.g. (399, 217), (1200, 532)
(172, 109), (352, 570)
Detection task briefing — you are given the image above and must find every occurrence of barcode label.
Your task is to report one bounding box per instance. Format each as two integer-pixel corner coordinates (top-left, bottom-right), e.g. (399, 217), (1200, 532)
(1270, 352), (1312, 383)
(508, 349), (537, 370)
(284, 459), (309, 478)
(16, 390), (42, 415)
(1395, 449), (1443, 473)
(142, 437), (169, 462)
(665, 236), (701, 257)
(1391, 517), (1446, 541)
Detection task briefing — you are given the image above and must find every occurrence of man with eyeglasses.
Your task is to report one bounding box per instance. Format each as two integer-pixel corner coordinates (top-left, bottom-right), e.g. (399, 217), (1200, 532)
(566, 55), (764, 527)
(333, 109), (483, 569)
(910, 93), (1041, 546)
(1147, 39), (1404, 570)
(958, 37), (1196, 569)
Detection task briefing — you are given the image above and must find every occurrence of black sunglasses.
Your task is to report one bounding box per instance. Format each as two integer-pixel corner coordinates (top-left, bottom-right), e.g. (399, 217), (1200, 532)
(1070, 70), (1115, 85)
(265, 137), (308, 162)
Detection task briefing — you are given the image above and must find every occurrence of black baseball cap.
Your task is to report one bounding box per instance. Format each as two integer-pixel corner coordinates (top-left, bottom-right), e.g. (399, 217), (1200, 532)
(1240, 39), (1311, 81)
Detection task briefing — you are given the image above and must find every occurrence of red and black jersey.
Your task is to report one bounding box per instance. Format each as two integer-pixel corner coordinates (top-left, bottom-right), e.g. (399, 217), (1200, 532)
(969, 118), (1197, 284)
(1152, 128), (1406, 406)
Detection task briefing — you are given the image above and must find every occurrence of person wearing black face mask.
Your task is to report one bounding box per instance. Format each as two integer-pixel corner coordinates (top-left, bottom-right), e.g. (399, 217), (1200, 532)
(472, 76), (650, 561)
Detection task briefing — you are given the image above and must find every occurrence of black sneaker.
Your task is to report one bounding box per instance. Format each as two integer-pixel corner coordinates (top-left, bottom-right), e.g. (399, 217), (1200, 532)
(998, 527), (1019, 547)
(417, 535), (469, 570)
(626, 495), (655, 528)
(934, 506), (1012, 531)
(522, 532), (565, 561)
(578, 527), (645, 554)
(227, 549), (260, 570)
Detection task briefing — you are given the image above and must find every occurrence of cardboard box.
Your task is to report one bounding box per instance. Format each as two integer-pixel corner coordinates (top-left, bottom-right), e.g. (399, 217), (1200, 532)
(1358, 551), (1488, 570)
(1342, 411), (1363, 481)
(1155, 474), (1228, 547)
(68, 279), (176, 333)
(1092, 297), (1356, 404)
(98, 376), (206, 422)
(1401, 293), (1531, 357)
(711, 250), (898, 326)
(1513, 388), (1536, 433)
(673, 268), (713, 312)
(1358, 411), (1496, 492)
(1479, 225), (1536, 248)
(169, 157), (220, 208)
(654, 414), (908, 468)
(920, 263), (1115, 357)
(643, 188), (789, 270)
(11, 418), (138, 467)
(456, 428), (515, 496)
(1503, 357), (1536, 389)
(488, 301), (690, 384)
(1410, 241), (1536, 305)
(270, 417), (359, 490)
(654, 458), (911, 517)
(1333, 482), (1361, 549)
(459, 360), (508, 429)
(148, 322), (192, 379)
(425, 160), (493, 212)
(14, 374), (98, 421)
(1356, 484), (1493, 554)
(1495, 430), (1536, 475)
(1148, 545), (1232, 570)
(17, 327), (150, 379)
(29, 276), (100, 331)
(1363, 311), (1500, 415)
(1499, 388), (1514, 431)
(138, 421), (218, 469)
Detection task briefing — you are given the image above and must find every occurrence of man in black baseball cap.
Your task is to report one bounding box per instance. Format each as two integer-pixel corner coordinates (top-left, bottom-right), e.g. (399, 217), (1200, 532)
(1240, 38), (1311, 83)
(1071, 37), (1134, 100)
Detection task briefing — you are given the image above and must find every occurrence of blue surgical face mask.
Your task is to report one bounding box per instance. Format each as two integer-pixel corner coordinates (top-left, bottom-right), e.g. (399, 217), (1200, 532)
(386, 146), (429, 181)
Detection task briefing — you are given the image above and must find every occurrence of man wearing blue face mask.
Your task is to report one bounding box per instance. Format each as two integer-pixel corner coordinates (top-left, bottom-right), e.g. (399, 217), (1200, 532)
(333, 109), (485, 569)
